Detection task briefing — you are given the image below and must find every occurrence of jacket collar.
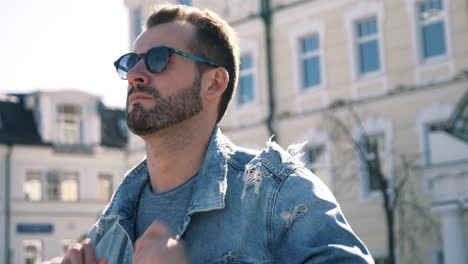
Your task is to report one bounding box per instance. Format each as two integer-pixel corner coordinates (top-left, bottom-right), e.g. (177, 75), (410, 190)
(101, 125), (232, 218)
(187, 126), (233, 214)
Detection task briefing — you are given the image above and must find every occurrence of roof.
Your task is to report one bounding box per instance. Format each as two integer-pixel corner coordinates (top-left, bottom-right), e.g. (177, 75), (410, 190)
(0, 93), (128, 149)
(0, 94), (46, 145)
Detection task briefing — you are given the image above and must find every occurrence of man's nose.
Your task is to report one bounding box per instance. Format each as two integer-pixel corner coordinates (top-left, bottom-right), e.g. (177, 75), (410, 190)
(127, 59), (150, 88)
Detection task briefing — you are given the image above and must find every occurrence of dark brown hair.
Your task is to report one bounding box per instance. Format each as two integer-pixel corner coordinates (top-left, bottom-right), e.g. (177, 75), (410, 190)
(146, 4), (239, 123)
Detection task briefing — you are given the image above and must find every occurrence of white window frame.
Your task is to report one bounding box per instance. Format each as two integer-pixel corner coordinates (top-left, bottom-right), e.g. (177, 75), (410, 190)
(352, 116), (394, 201)
(46, 170), (80, 202)
(57, 103), (83, 145)
(289, 19), (328, 113)
(408, 0), (451, 63)
(98, 173), (113, 202)
(299, 34), (322, 90)
(237, 53), (256, 106)
(304, 145), (326, 173)
(364, 132), (387, 194)
(415, 103), (454, 167)
(296, 129), (335, 193)
(415, 103), (454, 192)
(24, 170), (42, 201)
(355, 17), (382, 76)
(345, 1), (386, 81)
(229, 37), (261, 126)
(405, 0), (455, 85)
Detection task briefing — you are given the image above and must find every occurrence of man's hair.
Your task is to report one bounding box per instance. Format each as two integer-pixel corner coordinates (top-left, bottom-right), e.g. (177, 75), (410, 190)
(146, 4), (240, 123)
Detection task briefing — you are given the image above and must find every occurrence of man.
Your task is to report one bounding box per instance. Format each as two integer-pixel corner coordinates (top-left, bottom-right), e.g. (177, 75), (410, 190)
(62, 4), (373, 264)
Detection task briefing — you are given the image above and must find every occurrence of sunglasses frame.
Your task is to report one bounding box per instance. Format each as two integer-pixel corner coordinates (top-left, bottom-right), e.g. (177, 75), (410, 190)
(114, 46), (221, 80)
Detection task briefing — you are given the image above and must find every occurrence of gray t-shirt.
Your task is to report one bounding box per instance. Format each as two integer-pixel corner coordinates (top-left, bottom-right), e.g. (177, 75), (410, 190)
(136, 174), (197, 238)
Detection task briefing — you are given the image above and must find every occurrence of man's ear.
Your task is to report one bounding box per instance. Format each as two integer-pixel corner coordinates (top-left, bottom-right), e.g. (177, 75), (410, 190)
(203, 68), (229, 101)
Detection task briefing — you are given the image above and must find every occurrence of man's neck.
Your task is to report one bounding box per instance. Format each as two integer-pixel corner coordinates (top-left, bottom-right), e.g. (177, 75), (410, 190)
(142, 118), (215, 193)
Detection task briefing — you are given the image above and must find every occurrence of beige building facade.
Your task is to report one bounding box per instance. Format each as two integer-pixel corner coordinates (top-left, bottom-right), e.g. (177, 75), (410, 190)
(121, 0), (468, 263)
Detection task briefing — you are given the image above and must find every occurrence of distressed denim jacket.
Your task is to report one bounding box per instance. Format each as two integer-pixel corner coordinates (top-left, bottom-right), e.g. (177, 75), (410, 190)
(89, 126), (374, 264)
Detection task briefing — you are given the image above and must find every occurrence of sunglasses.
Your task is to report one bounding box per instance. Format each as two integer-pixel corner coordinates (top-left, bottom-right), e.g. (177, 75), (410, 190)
(114, 45), (221, 80)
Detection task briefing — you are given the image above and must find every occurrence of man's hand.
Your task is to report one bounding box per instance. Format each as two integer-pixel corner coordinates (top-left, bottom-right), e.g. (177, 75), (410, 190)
(61, 239), (107, 264)
(133, 221), (188, 264)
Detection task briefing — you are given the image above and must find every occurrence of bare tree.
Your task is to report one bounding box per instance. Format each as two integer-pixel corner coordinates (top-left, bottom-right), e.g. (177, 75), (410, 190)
(321, 100), (439, 264)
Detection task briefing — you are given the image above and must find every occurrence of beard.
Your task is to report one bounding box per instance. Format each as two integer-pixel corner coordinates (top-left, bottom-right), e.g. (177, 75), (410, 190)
(126, 74), (203, 136)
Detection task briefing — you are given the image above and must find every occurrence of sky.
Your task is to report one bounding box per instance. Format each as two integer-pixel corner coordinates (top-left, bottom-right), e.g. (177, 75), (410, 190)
(0, 0), (130, 108)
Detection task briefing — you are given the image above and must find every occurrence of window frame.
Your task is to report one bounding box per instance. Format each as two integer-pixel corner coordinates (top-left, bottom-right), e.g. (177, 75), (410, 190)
(354, 16), (382, 76)
(288, 19), (329, 112)
(362, 132), (387, 194)
(237, 53), (256, 106)
(56, 103), (83, 145)
(416, 0), (449, 62)
(24, 170), (43, 201)
(45, 170), (80, 202)
(98, 173), (113, 202)
(345, 1), (388, 99)
(406, 0), (453, 65)
(299, 34), (322, 90)
(352, 117), (394, 201)
(297, 129), (335, 193)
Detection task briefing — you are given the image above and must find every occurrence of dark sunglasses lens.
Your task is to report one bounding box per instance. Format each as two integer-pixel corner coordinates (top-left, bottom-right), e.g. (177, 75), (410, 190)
(146, 47), (171, 73)
(117, 54), (139, 79)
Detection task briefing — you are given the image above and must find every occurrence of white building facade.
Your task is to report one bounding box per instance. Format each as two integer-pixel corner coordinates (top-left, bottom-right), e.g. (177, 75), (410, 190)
(0, 91), (131, 264)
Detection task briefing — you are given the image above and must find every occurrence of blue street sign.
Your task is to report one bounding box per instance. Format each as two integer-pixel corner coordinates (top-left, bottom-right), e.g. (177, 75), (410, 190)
(16, 223), (54, 234)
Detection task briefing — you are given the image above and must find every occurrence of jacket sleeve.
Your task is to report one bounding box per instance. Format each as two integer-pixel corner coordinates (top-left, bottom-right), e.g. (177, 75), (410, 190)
(271, 167), (374, 263)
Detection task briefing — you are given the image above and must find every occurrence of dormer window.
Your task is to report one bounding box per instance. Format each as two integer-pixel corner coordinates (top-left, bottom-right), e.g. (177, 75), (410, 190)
(57, 104), (82, 145)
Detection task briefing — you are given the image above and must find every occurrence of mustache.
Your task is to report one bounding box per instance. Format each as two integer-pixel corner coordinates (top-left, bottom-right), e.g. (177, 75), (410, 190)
(127, 84), (159, 99)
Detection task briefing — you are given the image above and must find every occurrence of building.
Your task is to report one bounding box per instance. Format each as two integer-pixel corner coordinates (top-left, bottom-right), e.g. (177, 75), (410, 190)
(1, 0), (466, 263)
(0, 91), (129, 264)
(123, 0), (468, 263)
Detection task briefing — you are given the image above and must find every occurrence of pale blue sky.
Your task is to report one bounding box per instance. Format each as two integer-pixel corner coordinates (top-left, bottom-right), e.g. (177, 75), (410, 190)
(0, 0), (130, 108)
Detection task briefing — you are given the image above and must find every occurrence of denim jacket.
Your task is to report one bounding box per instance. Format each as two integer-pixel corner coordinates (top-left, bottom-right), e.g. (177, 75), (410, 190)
(89, 127), (374, 264)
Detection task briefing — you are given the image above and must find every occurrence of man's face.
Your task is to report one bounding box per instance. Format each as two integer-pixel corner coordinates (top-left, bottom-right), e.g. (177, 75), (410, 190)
(125, 23), (204, 135)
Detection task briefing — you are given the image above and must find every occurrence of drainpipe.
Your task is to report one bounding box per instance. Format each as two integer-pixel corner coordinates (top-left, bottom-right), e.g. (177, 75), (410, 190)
(260, 0), (278, 141)
(4, 143), (12, 264)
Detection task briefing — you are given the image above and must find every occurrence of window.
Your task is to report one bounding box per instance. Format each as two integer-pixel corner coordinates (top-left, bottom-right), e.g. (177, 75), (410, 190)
(24, 240), (42, 264)
(57, 104), (82, 145)
(24, 171), (42, 201)
(363, 133), (387, 192)
(237, 55), (255, 105)
(417, 0), (447, 59)
(356, 17), (381, 75)
(177, 0), (192, 5)
(304, 145), (325, 174)
(46, 171), (79, 201)
(300, 35), (321, 88)
(132, 8), (143, 40)
(98, 174), (113, 202)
